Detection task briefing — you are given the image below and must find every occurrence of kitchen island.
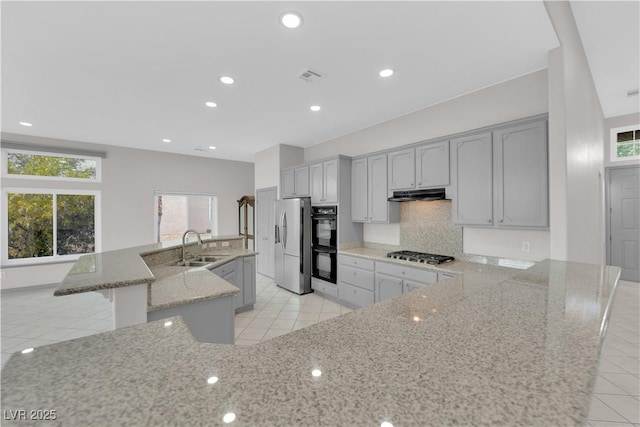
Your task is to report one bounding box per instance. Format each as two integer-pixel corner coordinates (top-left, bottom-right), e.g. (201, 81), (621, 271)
(1, 258), (620, 426)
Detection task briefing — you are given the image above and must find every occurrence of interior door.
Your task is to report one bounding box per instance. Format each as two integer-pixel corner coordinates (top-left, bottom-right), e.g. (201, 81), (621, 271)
(256, 187), (277, 278)
(608, 167), (640, 281)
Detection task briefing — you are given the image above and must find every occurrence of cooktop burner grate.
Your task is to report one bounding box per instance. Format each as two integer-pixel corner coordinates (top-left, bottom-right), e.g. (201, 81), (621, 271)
(386, 250), (455, 265)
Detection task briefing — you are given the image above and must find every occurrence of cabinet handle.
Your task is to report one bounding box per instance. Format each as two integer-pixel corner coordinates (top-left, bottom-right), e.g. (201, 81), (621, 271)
(418, 182), (421, 186)
(487, 219), (491, 223)
(402, 271), (405, 275)
(410, 183), (414, 186)
(353, 272), (357, 275)
(498, 219), (503, 223)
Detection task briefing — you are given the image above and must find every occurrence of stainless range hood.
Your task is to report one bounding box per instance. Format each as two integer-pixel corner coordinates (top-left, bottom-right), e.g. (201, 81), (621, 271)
(387, 188), (446, 202)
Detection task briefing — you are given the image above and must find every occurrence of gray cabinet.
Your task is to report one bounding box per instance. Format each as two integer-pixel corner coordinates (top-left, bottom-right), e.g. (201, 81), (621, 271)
(416, 140), (450, 188)
(452, 132), (493, 226)
(387, 148), (415, 191)
(374, 261), (438, 302)
(376, 273), (403, 302)
(452, 119), (548, 229)
(281, 166), (309, 198)
(242, 256), (256, 307)
(493, 121), (548, 228)
(309, 159), (338, 204)
(351, 154), (399, 223)
(337, 254), (374, 308)
(211, 256), (255, 313)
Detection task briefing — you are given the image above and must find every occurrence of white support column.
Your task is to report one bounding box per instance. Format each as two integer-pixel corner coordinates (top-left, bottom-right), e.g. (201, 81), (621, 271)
(111, 284), (148, 329)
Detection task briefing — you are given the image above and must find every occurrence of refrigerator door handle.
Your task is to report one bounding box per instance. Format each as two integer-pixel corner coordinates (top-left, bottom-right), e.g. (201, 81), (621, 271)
(282, 211), (287, 250)
(274, 224), (279, 243)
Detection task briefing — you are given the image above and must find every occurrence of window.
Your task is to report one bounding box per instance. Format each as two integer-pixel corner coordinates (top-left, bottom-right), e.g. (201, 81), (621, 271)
(3, 189), (100, 265)
(154, 192), (218, 242)
(1, 146), (102, 265)
(611, 125), (640, 161)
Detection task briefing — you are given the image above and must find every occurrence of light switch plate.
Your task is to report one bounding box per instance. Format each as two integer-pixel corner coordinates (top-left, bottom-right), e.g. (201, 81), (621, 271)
(521, 241), (531, 253)
(221, 241), (230, 247)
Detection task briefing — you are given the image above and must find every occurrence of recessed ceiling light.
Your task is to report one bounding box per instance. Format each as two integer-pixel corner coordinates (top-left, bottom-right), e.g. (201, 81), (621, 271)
(379, 69), (394, 78)
(281, 12), (303, 29)
(219, 76), (235, 85)
(162, 139), (172, 143)
(209, 146), (217, 150)
(205, 101), (218, 108)
(310, 105), (321, 112)
(19, 121), (33, 127)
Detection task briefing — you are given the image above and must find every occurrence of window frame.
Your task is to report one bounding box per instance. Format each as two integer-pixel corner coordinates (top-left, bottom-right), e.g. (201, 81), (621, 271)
(610, 125), (640, 162)
(1, 187), (102, 266)
(1, 148), (102, 182)
(153, 191), (218, 243)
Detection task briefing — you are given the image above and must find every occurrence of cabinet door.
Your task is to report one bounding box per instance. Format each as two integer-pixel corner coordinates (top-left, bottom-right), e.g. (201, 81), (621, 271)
(294, 166), (309, 196)
(375, 273), (403, 302)
(309, 163), (324, 204)
(281, 169), (295, 198)
(243, 256), (256, 306)
(351, 158), (368, 222)
(388, 148), (415, 191)
(368, 154), (389, 222)
(416, 140), (450, 188)
(493, 121), (548, 228)
(403, 280), (429, 294)
(323, 159), (338, 203)
(452, 133), (493, 225)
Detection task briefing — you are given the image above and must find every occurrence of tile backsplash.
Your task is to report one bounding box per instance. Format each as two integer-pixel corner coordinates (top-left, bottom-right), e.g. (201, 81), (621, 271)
(399, 200), (463, 256)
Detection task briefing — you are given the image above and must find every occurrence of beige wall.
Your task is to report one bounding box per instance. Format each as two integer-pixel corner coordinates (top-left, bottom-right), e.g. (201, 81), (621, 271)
(545, 1), (606, 265)
(254, 145), (280, 194)
(1, 133), (254, 289)
(305, 69), (552, 261)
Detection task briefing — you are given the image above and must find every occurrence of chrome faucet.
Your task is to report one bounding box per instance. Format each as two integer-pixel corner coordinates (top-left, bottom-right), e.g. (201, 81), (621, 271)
(182, 229), (203, 263)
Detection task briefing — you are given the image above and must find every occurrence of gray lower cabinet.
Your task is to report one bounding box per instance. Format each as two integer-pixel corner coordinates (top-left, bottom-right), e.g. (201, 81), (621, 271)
(493, 120), (548, 228)
(337, 254), (374, 308)
(374, 261), (438, 302)
(452, 132), (494, 226)
(211, 256), (256, 313)
(416, 140), (450, 188)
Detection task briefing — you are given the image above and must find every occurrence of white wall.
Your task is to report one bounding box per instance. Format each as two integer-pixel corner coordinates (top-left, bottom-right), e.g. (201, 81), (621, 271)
(1, 133), (254, 289)
(254, 145), (279, 193)
(305, 69), (552, 261)
(545, 1), (606, 265)
(604, 112), (640, 167)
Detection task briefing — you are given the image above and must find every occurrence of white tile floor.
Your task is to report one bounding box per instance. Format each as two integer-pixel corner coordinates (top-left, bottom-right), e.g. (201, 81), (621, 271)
(1, 274), (638, 425)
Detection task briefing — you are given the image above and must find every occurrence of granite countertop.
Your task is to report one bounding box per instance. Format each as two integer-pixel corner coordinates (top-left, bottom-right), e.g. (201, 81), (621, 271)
(147, 248), (256, 312)
(54, 235), (248, 296)
(1, 259), (621, 426)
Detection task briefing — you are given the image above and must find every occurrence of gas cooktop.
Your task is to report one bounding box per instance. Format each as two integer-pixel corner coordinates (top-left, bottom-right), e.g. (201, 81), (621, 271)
(386, 250), (454, 265)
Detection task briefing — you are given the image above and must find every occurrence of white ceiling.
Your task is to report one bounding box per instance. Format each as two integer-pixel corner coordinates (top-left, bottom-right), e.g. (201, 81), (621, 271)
(571, 1), (640, 119)
(1, 1), (562, 162)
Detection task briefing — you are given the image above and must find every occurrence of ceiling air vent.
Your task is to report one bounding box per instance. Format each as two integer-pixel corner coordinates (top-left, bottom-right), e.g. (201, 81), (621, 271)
(298, 68), (324, 83)
(627, 89), (639, 97)
(194, 147), (207, 152)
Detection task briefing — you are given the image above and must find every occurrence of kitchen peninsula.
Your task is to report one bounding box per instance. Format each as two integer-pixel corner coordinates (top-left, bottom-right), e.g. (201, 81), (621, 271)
(53, 235), (257, 343)
(1, 257), (620, 426)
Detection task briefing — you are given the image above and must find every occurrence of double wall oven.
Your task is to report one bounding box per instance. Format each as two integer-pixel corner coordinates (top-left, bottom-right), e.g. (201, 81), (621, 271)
(311, 206), (337, 284)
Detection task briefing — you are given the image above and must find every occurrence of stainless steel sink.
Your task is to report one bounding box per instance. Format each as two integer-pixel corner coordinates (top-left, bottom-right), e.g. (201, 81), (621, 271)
(194, 255), (226, 263)
(170, 260), (211, 267)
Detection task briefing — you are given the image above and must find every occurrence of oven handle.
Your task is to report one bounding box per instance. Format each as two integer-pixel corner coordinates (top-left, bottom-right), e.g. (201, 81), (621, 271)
(312, 247), (337, 254)
(312, 214), (337, 220)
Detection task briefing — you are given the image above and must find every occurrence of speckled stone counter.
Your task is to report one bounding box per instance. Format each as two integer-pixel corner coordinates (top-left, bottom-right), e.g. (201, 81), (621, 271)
(1, 259), (620, 426)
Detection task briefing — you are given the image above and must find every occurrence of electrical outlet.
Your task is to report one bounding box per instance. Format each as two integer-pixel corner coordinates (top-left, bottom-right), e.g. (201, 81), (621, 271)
(0, 271), (6, 279)
(521, 241), (531, 253)
(221, 241), (230, 247)
(208, 242), (217, 248)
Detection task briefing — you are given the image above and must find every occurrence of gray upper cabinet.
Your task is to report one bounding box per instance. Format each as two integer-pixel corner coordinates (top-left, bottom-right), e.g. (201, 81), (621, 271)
(281, 165), (309, 198)
(416, 140), (450, 188)
(351, 154), (398, 223)
(452, 132), (493, 226)
(310, 159), (338, 204)
(351, 158), (368, 221)
(452, 118), (549, 229)
(387, 148), (415, 191)
(493, 121), (548, 228)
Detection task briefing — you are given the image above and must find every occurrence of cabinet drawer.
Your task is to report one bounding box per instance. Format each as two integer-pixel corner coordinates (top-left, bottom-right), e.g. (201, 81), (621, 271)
(211, 261), (235, 278)
(339, 265), (375, 291)
(312, 278), (338, 298)
(375, 261), (437, 284)
(438, 272), (456, 282)
(339, 254), (374, 271)
(338, 282), (374, 308)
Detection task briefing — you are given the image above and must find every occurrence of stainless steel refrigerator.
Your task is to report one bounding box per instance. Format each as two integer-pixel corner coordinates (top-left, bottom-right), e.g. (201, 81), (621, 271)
(274, 197), (312, 294)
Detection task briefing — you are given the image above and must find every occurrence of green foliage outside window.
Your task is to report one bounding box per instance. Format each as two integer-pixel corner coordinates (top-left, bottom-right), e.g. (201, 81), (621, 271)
(7, 152), (97, 179)
(8, 193), (54, 259)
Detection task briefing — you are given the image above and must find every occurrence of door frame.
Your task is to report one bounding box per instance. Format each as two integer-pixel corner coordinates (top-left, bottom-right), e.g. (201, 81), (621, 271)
(605, 165), (640, 265)
(255, 186), (277, 277)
